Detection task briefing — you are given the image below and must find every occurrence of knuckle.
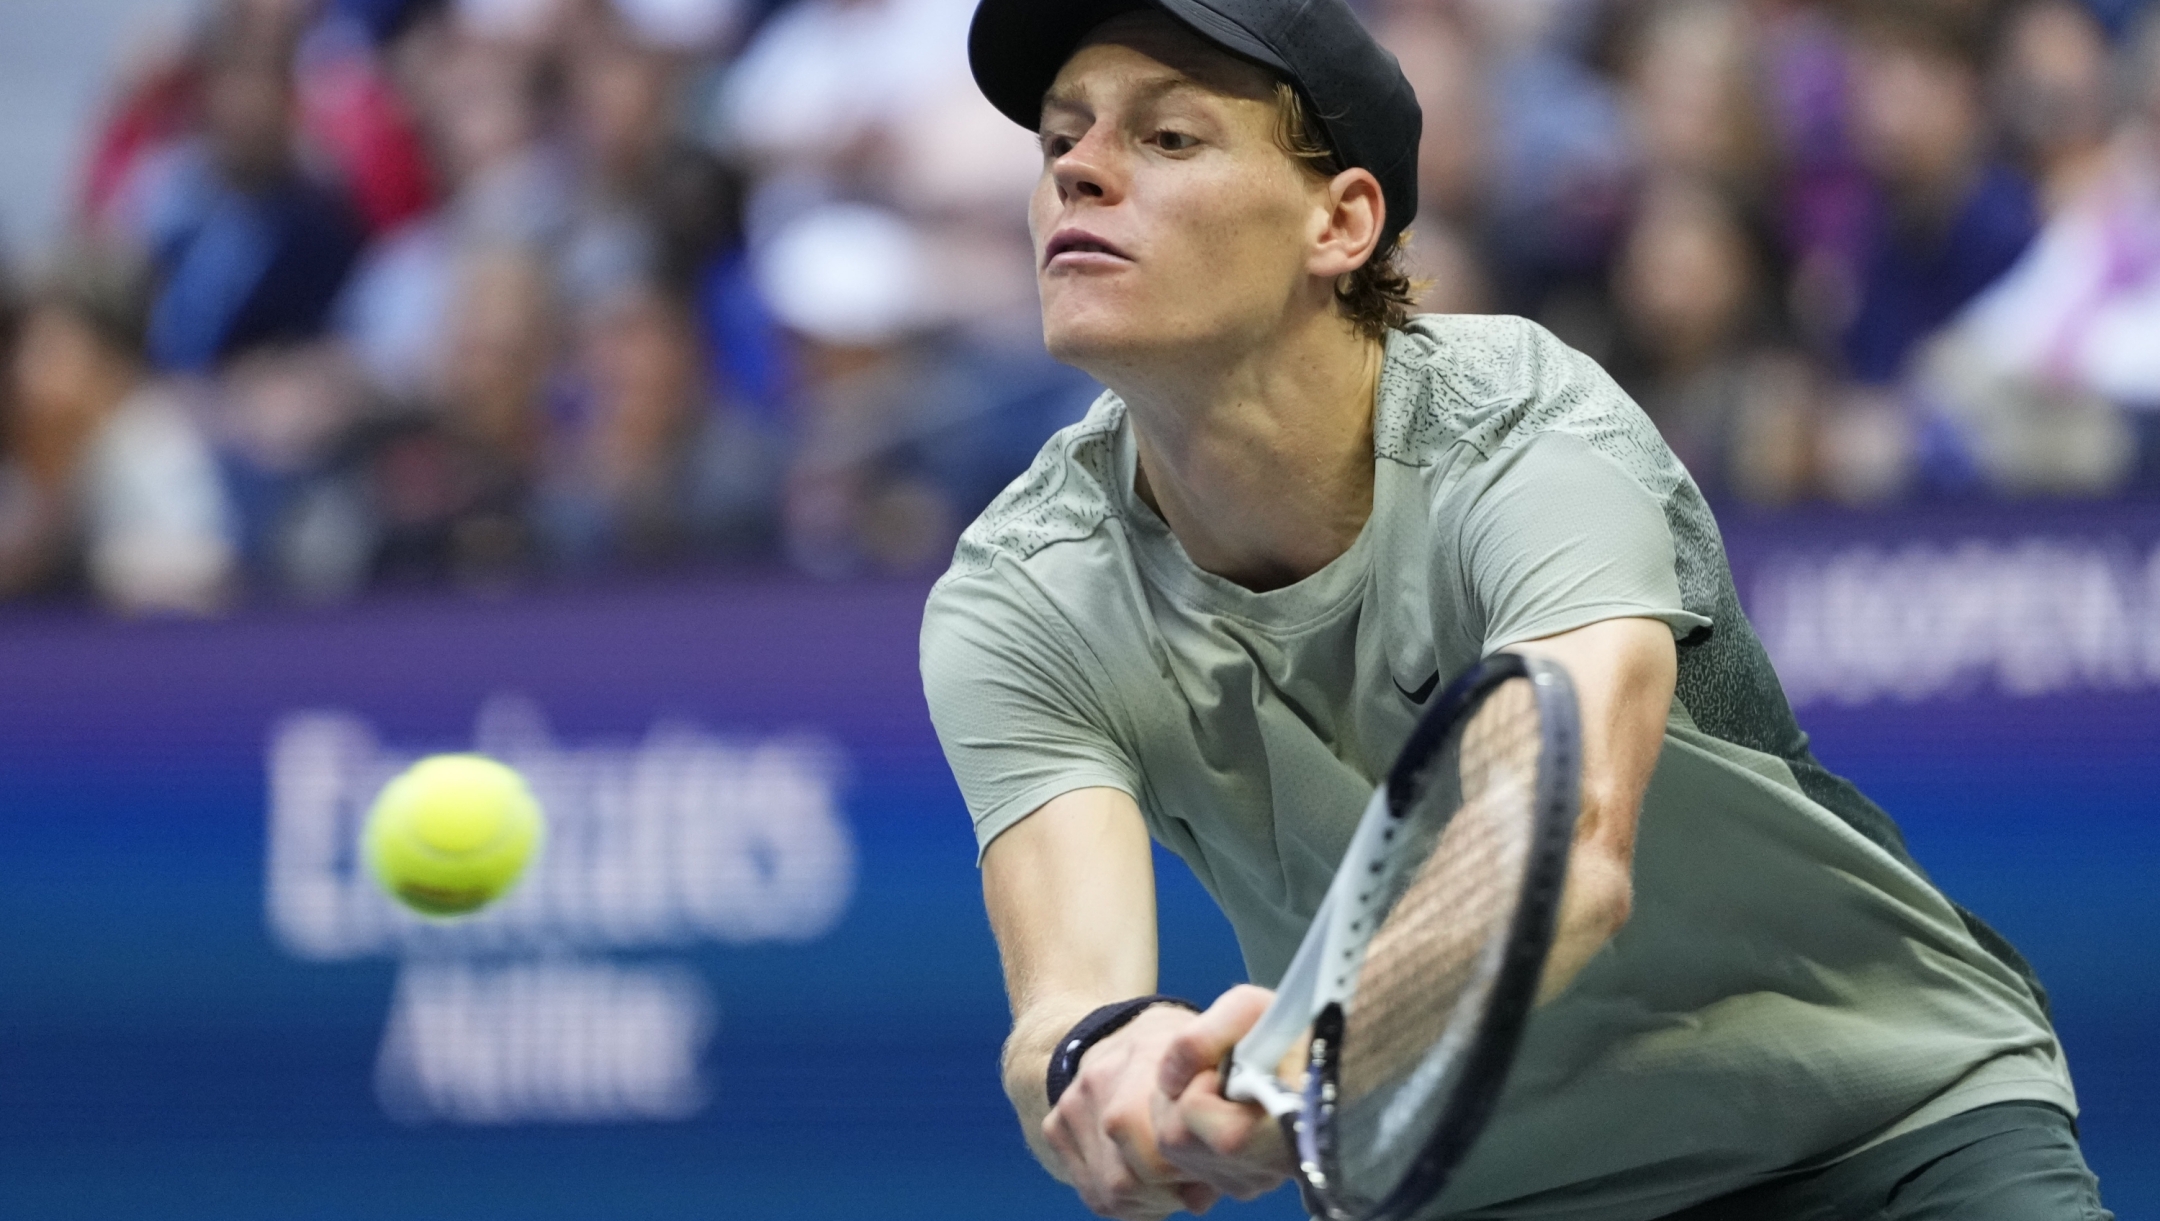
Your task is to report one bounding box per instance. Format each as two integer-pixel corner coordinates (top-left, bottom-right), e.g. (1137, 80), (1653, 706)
(1205, 1114), (1250, 1155)
(1074, 1057), (1120, 1097)
(1164, 1028), (1203, 1061)
(1153, 1109), (1188, 1149)
(1044, 1101), (1075, 1138)
(1088, 1170), (1141, 1213)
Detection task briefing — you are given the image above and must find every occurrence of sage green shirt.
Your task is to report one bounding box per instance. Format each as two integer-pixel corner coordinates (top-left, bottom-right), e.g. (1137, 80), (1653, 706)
(920, 315), (2073, 1219)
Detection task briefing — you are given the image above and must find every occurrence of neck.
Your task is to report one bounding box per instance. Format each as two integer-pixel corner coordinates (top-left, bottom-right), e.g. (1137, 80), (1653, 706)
(1109, 309), (1385, 592)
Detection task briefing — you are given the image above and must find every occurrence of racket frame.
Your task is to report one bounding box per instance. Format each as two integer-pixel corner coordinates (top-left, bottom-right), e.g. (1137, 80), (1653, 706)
(1224, 652), (1581, 1221)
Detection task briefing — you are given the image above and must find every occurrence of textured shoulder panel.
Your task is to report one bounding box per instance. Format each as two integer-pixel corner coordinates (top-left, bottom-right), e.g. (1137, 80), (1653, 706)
(1372, 314), (1545, 466)
(1377, 315), (1688, 501)
(945, 390), (1128, 578)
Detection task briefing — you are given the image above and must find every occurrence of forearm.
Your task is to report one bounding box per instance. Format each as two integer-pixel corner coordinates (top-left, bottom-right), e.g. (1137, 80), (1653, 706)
(981, 787), (1163, 1178)
(1537, 840), (1633, 1002)
(1533, 746), (1652, 1001)
(1507, 618), (1676, 1002)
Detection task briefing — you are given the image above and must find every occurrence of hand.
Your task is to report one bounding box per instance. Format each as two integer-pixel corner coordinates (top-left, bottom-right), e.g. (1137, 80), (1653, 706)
(1153, 985), (1295, 1200)
(1043, 1004), (1222, 1219)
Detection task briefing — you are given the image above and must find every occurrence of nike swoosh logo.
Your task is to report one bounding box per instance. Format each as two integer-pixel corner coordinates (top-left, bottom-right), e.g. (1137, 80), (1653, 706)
(1393, 670), (1440, 704)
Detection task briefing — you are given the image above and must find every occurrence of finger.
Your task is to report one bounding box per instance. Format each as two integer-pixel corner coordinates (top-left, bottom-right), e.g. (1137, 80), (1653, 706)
(1097, 1074), (1200, 1207)
(1102, 1098), (1185, 1189)
(1159, 985), (1274, 1097)
(1043, 1105), (1081, 1177)
(1050, 1092), (1137, 1213)
(1176, 1069), (1281, 1160)
(1063, 1031), (1206, 1219)
(1148, 1077), (1211, 1176)
(1176, 1180), (1222, 1215)
(1074, 1126), (1181, 1221)
(1154, 1075), (1294, 1202)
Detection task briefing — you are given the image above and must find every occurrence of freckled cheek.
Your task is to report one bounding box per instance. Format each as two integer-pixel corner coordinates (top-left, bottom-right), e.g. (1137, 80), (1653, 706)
(1147, 183), (1300, 291)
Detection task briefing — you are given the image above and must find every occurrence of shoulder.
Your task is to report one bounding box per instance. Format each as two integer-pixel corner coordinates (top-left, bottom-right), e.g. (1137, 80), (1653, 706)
(1373, 313), (1595, 463)
(1379, 313), (1687, 501)
(937, 389), (1129, 586)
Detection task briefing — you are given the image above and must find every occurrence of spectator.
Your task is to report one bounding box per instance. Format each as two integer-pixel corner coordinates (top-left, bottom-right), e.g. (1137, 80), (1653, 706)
(0, 246), (238, 613)
(119, 0), (368, 373)
(1916, 2), (2160, 495)
(1462, 0), (1633, 349)
(1754, 0), (1876, 350)
(1838, 0), (2041, 387)
(77, 38), (203, 235)
(761, 202), (1091, 577)
(762, 200), (958, 578)
(1613, 0), (1775, 196)
(294, 0), (445, 235)
(559, 7), (748, 304)
(1994, 0), (2119, 213)
(715, 0), (1039, 363)
(22, 0), (2160, 613)
(334, 7), (567, 403)
(341, 1), (749, 403)
(1372, 0), (1498, 314)
(1610, 175), (1823, 504)
(295, 245), (556, 597)
(715, 0), (978, 205)
(538, 280), (779, 570)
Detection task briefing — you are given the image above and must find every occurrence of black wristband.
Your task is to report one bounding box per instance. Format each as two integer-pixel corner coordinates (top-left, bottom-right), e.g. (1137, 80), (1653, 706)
(1045, 995), (1199, 1107)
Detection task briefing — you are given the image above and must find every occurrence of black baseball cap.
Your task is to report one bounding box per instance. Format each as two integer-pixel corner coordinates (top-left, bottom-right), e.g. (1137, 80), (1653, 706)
(968, 0), (1422, 253)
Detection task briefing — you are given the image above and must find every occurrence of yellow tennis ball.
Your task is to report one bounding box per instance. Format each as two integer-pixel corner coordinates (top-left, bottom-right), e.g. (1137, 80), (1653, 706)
(364, 754), (544, 917)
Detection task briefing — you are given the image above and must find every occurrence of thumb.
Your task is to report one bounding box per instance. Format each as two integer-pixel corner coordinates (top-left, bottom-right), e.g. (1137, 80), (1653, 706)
(1159, 985), (1274, 1098)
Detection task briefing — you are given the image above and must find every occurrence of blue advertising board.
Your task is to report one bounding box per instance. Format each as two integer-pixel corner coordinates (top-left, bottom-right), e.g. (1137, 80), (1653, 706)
(0, 501), (2154, 1218)
(0, 579), (1276, 1220)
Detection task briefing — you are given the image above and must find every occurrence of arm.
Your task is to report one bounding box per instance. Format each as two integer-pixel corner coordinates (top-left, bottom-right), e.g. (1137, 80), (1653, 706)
(1504, 615), (1677, 1000)
(983, 786), (1224, 1218)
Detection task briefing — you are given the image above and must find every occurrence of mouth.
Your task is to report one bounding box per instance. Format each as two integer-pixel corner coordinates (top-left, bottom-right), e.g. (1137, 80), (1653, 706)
(1043, 229), (1133, 268)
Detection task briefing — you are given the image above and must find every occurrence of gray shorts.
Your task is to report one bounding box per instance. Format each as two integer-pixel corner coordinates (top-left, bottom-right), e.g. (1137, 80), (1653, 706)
(1661, 1102), (2112, 1221)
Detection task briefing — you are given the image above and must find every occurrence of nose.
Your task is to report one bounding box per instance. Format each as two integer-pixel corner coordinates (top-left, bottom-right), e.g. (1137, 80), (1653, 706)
(1049, 124), (1125, 207)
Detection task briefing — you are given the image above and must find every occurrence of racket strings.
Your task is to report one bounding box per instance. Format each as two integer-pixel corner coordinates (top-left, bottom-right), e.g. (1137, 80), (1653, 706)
(1338, 679), (1541, 1106)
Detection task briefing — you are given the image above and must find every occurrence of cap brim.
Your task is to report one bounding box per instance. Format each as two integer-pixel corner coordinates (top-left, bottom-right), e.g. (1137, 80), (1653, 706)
(969, 0), (1289, 132)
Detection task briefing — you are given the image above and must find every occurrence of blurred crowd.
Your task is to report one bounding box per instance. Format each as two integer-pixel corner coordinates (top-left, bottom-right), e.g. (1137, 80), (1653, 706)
(2, 0), (2158, 614)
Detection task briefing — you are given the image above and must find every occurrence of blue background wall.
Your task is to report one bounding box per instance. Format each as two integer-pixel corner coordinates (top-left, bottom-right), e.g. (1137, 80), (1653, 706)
(0, 508), (2152, 1219)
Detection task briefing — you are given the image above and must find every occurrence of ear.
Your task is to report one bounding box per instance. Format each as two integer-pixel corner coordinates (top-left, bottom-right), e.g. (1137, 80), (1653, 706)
(1307, 168), (1385, 281)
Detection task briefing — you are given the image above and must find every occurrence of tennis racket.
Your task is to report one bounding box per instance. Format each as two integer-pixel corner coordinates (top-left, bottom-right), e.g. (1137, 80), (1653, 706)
(1222, 652), (1581, 1221)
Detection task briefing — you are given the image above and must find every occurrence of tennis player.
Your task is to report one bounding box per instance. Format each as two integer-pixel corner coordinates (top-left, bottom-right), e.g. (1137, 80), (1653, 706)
(920, 2), (2108, 1217)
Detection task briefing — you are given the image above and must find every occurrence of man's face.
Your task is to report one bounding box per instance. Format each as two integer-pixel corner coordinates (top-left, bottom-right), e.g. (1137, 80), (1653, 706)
(1846, 35), (1982, 198)
(1031, 12), (1328, 371)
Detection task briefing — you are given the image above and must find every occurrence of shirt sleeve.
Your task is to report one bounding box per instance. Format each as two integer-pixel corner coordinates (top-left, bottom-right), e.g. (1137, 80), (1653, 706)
(1448, 428), (1713, 653)
(920, 567), (1140, 860)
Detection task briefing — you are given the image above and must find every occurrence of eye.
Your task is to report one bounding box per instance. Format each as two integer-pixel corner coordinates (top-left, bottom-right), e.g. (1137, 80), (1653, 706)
(1152, 129), (1197, 152)
(1040, 132), (1078, 160)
